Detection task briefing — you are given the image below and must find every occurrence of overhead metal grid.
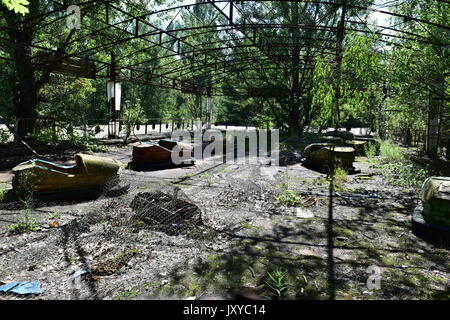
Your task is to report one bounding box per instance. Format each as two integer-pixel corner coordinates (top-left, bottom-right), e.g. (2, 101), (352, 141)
(0, 0), (448, 96)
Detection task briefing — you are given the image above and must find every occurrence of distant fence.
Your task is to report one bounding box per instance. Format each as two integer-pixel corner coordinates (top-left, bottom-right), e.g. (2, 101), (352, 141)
(385, 128), (427, 149)
(0, 118), (208, 142)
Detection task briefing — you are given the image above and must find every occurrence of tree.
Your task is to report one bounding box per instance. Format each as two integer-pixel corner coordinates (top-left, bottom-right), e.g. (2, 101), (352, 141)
(1, 0), (29, 15)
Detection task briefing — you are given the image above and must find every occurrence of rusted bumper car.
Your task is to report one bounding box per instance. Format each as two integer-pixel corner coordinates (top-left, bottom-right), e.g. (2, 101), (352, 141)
(302, 143), (356, 172)
(8, 154), (124, 201)
(412, 177), (450, 243)
(131, 139), (195, 171)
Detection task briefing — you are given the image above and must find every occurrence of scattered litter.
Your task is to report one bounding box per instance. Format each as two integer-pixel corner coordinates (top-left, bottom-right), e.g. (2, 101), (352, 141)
(0, 281), (41, 295)
(48, 221), (59, 228)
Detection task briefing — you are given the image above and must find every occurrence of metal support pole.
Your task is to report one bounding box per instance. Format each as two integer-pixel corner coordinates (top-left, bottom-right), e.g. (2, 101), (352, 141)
(426, 79), (443, 159)
(206, 96), (213, 129)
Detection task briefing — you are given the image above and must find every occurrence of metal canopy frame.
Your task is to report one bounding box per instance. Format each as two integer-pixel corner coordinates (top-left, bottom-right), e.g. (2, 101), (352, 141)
(1, 0), (448, 96)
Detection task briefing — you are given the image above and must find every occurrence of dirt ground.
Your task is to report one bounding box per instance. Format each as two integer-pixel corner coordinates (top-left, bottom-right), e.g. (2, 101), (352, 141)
(0, 138), (448, 300)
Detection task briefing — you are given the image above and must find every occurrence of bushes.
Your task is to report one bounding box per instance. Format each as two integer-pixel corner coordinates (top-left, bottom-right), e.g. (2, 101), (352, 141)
(363, 139), (427, 189)
(67, 133), (107, 152)
(364, 141), (378, 157)
(382, 161), (428, 189)
(26, 127), (107, 152)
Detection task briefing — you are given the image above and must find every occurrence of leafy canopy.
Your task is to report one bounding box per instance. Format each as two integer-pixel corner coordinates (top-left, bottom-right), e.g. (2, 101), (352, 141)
(1, 0), (29, 15)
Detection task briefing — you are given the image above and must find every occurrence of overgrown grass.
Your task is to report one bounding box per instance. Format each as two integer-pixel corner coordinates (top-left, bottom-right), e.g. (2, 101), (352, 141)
(381, 161), (428, 189)
(364, 139), (427, 189)
(333, 167), (348, 185)
(379, 140), (404, 161)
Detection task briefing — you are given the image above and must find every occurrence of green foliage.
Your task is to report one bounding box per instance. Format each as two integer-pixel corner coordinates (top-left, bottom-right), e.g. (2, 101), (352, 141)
(263, 268), (288, 300)
(1, 0), (29, 15)
(26, 127), (55, 144)
(0, 128), (11, 143)
(0, 0), (447, 149)
(206, 177), (216, 187)
(122, 98), (147, 142)
(114, 290), (139, 300)
(333, 167), (348, 185)
(7, 213), (40, 233)
(379, 140), (404, 161)
(382, 161), (428, 189)
(277, 189), (302, 207)
(364, 142), (379, 158)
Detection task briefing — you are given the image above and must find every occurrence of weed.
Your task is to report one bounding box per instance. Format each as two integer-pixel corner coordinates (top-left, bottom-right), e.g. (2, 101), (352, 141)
(48, 212), (61, 220)
(333, 167), (348, 185)
(239, 223), (261, 231)
(207, 177), (216, 187)
(114, 290), (139, 300)
(8, 214), (40, 233)
(277, 189), (303, 207)
(110, 252), (125, 263)
(184, 281), (202, 296)
(381, 255), (397, 267)
(263, 268), (288, 300)
(85, 143), (108, 153)
(334, 225), (355, 238)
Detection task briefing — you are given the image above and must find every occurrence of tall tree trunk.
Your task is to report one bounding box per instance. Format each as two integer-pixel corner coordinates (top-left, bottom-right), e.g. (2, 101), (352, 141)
(288, 1), (301, 137)
(13, 36), (39, 138)
(2, 1), (40, 138)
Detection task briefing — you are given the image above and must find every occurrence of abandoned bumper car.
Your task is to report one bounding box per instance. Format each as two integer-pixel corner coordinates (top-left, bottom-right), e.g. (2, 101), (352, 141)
(321, 130), (376, 156)
(7, 154), (124, 202)
(131, 139), (195, 171)
(412, 177), (450, 243)
(301, 143), (357, 172)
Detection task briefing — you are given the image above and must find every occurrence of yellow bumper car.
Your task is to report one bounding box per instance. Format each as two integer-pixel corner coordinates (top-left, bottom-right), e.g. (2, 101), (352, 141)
(11, 154), (123, 201)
